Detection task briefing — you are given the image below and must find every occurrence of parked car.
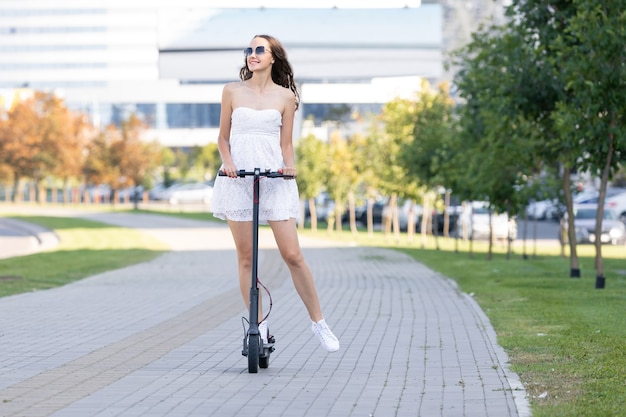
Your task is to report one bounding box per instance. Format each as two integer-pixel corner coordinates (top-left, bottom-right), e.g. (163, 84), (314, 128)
(573, 187), (626, 224)
(525, 199), (559, 220)
(304, 192), (336, 221)
(355, 198), (458, 234)
(381, 199), (423, 231)
(574, 187), (623, 203)
(154, 182), (213, 205)
(355, 198), (386, 225)
(148, 182), (173, 201)
(606, 190), (626, 224)
(458, 201), (517, 241)
(563, 203), (626, 245)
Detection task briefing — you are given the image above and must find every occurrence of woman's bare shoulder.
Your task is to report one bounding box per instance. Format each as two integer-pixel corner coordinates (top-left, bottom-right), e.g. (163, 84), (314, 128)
(278, 86), (296, 108)
(278, 84), (294, 97)
(223, 81), (243, 93)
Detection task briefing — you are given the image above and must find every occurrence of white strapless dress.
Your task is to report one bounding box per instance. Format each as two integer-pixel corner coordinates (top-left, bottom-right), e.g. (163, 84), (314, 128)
(211, 107), (300, 223)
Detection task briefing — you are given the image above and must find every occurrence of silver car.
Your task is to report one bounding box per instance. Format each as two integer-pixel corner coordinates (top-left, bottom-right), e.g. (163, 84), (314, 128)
(157, 182), (214, 205)
(568, 203), (626, 245)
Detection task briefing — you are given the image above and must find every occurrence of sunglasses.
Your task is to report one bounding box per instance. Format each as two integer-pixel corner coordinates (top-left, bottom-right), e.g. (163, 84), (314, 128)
(244, 46), (268, 57)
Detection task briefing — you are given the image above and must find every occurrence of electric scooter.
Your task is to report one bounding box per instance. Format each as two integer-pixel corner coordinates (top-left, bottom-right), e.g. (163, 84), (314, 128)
(219, 168), (291, 373)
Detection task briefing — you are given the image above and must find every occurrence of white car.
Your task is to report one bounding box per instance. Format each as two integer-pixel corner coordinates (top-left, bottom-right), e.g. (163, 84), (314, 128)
(564, 203), (626, 245)
(605, 190), (626, 224)
(574, 188), (626, 224)
(525, 199), (559, 220)
(157, 182), (214, 205)
(458, 202), (517, 241)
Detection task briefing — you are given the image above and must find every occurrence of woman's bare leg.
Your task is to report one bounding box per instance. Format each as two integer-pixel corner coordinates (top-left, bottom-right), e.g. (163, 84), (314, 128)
(269, 218), (323, 322)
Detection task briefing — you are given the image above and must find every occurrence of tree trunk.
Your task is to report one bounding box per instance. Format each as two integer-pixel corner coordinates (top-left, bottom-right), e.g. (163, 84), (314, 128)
(298, 199), (306, 229)
(506, 204), (513, 260)
(309, 197), (318, 233)
(62, 178), (69, 204)
(522, 211), (528, 259)
(443, 190), (451, 237)
(433, 196), (440, 250)
(366, 197), (374, 238)
(420, 195), (430, 249)
(11, 172), (20, 203)
(298, 199), (305, 230)
(334, 201), (343, 233)
(383, 199), (392, 239)
(348, 191), (358, 236)
(390, 194), (400, 243)
(562, 166), (580, 277)
(594, 131), (614, 289)
(487, 209), (493, 261)
(469, 201), (474, 258)
(326, 208), (334, 234)
(406, 200), (416, 244)
(532, 211), (538, 259)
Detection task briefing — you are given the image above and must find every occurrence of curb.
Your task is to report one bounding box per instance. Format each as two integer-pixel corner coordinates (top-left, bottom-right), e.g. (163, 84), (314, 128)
(0, 218), (60, 258)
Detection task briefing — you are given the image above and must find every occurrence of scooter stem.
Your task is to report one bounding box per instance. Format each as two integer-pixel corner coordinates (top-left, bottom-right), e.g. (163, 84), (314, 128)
(249, 168), (261, 334)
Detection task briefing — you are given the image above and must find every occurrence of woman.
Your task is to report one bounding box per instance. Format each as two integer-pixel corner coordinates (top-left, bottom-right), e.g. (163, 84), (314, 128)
(211, 34), (340, 353)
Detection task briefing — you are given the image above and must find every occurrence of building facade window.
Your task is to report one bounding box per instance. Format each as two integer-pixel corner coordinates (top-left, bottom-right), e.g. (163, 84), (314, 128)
(165, 103), (220, 128)
(302, 103), (384, 125)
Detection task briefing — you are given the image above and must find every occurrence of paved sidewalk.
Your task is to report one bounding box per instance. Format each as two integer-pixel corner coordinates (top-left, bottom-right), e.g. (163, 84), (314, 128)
(0, 211), (530, 417)
(0, 217), (59, 259)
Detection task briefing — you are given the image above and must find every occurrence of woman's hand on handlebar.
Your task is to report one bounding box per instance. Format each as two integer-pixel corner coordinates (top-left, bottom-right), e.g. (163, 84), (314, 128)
(280, 166), (297, 179)
(221, 162), (238, 178)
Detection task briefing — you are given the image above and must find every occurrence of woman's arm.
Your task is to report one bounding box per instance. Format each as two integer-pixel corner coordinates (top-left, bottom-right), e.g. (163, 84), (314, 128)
(280, 91), (297, 177)
(217, 83), (236, 176)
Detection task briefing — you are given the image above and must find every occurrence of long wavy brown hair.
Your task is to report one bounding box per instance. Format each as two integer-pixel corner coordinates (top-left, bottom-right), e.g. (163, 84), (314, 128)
(239, 34), (300, 110)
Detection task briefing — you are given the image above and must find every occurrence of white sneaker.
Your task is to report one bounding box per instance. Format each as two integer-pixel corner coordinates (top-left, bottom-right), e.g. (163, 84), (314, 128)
(311, 319), (340, 352)
(258, 320), (269, 345)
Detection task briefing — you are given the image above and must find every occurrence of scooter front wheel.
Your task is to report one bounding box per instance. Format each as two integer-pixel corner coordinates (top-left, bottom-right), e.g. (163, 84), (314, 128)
(248, 335), (260, 373)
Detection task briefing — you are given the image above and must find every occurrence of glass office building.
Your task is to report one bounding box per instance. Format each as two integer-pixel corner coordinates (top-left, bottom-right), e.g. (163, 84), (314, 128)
(0, 1), (460, 147)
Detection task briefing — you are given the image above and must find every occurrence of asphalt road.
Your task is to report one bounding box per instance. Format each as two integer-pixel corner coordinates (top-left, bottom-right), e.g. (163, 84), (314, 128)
(517, 218), (561, 242)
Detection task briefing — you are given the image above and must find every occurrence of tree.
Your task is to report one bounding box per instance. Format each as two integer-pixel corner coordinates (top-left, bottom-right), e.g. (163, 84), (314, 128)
(325, 131), (355, 233)
(0, 91), (94, 203)
(0, 109), (12, 194)
(0, 92), (50, 201)
(83, 125), (118, 195)
(160, 147), (176, 187)
(52, 112), (92, 203)
(295, 134), (329, 232)
(173, 148), (192, 181)
(349, 129), (381, 237)
(552, 0), (626, 288)
(342, 133), (372, 236)
(378, 96), (422, 242)
(112, 114), (162, 207)
(450, 1), (586, 264)
(351, 117), (387, 237)
(192, 142), (220, 181)
(400, 79), (455, 246)
(83, 115), (161, 206)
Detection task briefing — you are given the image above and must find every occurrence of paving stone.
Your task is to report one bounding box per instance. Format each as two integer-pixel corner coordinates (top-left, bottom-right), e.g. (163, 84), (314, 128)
(0, 211), (530, 417)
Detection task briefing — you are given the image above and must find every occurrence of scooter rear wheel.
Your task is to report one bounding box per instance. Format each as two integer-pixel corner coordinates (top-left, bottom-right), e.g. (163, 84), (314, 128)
(248, 336), (260, 373)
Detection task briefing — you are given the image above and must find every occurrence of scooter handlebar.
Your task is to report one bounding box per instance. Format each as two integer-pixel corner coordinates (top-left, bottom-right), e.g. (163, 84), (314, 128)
(218, 169), (294, 179)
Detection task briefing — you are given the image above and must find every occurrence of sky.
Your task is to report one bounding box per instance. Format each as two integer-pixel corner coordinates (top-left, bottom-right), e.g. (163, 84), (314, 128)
(4, 0), (425, 11)
(201, 1), (423, 7)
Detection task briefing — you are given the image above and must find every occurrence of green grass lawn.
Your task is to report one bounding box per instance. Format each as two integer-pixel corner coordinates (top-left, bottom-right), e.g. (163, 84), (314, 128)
(300, 225), (626, 417)
(0, 215), (168, 297)
(1, 208), (625, 416)
(397, 244), (626, 417)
